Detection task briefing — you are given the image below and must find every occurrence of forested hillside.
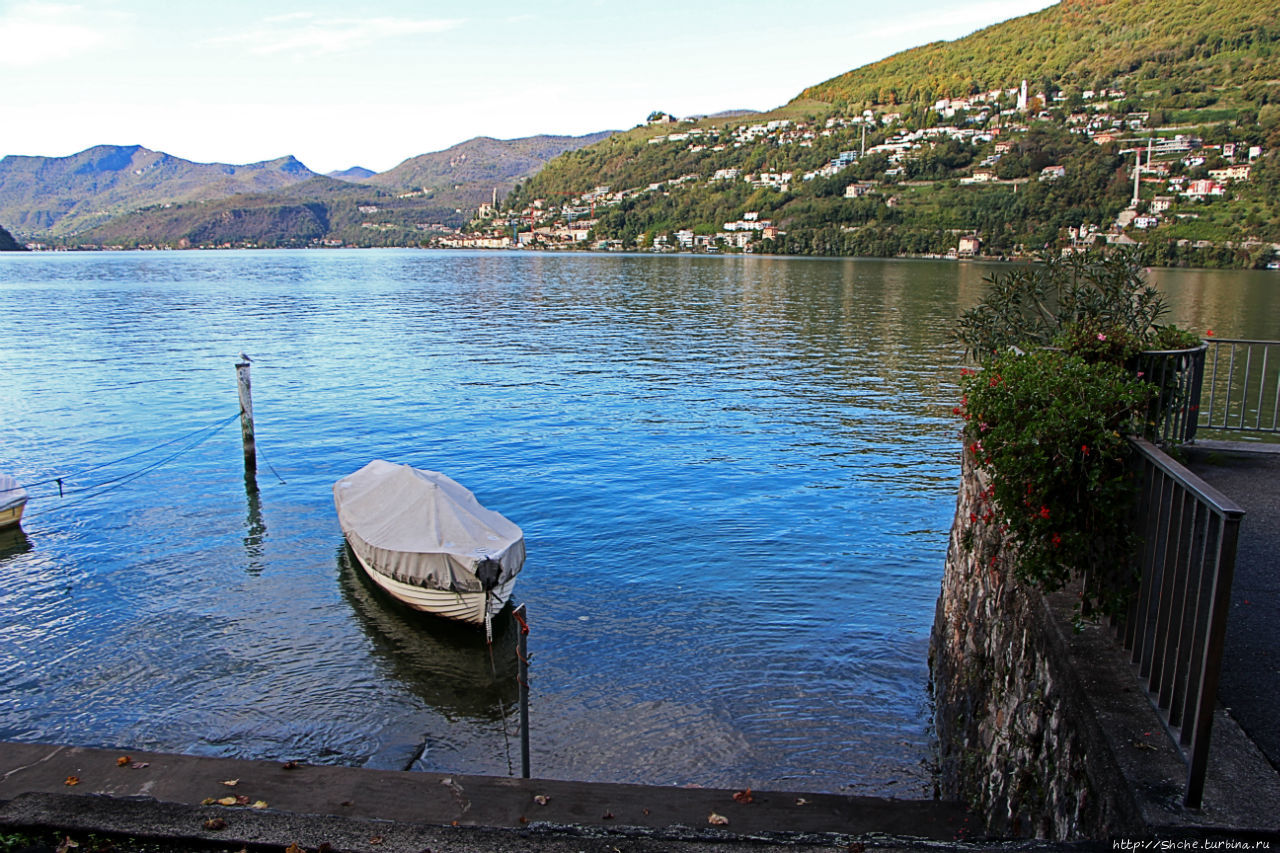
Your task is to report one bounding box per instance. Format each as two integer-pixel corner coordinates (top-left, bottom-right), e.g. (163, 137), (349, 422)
(480, 0), (1280, 267)
(801, 0), (1280, 113)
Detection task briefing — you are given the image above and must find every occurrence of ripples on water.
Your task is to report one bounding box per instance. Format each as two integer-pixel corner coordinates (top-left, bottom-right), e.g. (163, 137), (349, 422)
(0, 250), (1047, 794)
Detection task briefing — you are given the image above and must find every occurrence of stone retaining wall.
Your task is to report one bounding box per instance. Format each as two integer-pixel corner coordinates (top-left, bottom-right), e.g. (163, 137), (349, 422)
(929, 450), (1142, 839)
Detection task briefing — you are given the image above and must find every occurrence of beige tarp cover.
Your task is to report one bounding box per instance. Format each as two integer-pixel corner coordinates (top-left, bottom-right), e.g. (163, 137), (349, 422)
(334, 460), (525, 594)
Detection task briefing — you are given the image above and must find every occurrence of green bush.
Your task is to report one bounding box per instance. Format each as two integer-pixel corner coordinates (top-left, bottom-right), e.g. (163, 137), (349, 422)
(952, 249), (1201, 616)
(958, 351), (1155, 615)
(956, 249), (1178, 360)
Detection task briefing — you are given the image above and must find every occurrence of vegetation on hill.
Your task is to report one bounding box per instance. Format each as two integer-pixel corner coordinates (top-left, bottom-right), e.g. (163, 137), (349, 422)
(477, 0), (1280, 268)
(2, 133), (617, 248)
(0, 222), (23, 250)
(800, 0), (1280, 112)
(0, 146), (317, 238)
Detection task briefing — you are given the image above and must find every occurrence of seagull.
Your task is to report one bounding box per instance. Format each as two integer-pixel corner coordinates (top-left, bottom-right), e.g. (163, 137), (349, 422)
(239, 352), (252, 363)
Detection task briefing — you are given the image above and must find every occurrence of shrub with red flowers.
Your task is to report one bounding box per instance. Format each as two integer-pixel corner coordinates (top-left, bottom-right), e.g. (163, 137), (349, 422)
(958, 348), (1156, 617)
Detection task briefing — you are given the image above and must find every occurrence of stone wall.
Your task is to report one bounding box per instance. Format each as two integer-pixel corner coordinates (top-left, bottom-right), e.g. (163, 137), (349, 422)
(930, 449), (1143, 839)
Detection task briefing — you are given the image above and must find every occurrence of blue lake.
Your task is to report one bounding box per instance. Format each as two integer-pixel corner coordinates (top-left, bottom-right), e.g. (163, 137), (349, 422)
(0, 250), (1274, 795)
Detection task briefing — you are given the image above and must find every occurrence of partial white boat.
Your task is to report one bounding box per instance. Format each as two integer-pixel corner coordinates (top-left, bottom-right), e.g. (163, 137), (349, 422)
(333, 460), (525, 627)
(0, 474), (28, 529)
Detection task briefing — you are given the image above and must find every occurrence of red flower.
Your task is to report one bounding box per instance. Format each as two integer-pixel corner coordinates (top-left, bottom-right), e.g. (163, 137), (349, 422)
(1051, 532), (1062, 548)
(1206, 329), (1214, 336)
(1039, 505), (1051, 519)
(1081, 444), (1090, 455)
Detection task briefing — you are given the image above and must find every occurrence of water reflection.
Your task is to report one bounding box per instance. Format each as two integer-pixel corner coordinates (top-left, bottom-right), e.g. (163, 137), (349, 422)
(242, 472), (265, 576)
(0, 250), (1274, 794)
(0, 526), (31, 560)
(336, 545), (519, 722)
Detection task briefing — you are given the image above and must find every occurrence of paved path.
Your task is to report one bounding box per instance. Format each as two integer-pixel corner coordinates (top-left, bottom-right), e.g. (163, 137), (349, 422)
(0, 741), (978, 853)
(1183, 441), (1280, 773)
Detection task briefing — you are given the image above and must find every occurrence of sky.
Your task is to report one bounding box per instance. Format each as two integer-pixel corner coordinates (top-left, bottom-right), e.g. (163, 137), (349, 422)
(0, 0), (1057, 175)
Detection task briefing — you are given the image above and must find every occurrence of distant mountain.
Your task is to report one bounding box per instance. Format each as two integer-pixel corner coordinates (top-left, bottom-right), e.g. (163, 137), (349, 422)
(51, 131), (618, 248)
(327, 166), (376, 181)
(365, 132), (616, 213)
(0, 145), (318, 239)
(0, 222), (22, 250)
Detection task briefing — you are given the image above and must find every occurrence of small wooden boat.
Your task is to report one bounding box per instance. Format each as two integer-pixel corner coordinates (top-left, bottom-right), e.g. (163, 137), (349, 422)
(0, 474), (28, 529)
(333, 460), (525, 627)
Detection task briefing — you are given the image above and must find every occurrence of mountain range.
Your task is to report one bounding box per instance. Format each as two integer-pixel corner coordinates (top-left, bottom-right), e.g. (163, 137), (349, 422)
(0, 132), (614, 247)
(3, 0), (1278, 260)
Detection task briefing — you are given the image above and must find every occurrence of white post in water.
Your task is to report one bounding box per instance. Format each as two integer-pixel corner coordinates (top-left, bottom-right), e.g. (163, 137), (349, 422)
(236, 354), (257, 478)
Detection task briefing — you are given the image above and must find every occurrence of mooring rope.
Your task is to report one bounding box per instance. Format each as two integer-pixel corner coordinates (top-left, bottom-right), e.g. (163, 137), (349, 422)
(18, 411), (243, 520)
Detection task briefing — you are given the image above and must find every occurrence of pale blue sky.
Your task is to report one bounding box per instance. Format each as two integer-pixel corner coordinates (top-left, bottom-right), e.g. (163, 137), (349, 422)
(1, 0), (1056, 174)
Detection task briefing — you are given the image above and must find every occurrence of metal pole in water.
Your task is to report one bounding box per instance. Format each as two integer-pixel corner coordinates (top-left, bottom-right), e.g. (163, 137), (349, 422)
(515, 604), (530, 779)
(236, 355), (257, 479)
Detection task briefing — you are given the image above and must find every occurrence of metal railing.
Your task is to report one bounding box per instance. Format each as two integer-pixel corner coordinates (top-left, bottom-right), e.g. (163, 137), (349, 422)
(1136, 344), (1207, 444)
(1199, 338), (1280, 435)
(1117, 437), (1244, 809)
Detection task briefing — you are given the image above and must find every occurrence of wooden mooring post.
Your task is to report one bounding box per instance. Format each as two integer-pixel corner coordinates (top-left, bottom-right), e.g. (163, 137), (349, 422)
(515, 603), (530, 779)
(236, 355), (257, 480)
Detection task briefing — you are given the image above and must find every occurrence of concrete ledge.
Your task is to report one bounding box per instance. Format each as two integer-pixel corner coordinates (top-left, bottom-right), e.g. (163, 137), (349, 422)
(1041, 590), (1280, 837)
(0, 741), (977, 852)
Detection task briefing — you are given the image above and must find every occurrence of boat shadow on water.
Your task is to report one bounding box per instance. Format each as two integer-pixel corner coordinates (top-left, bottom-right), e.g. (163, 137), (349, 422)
(0, 526), (31, 560)
(335, 543), (520, 723)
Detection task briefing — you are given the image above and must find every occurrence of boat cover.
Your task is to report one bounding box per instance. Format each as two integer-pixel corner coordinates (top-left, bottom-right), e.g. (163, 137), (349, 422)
(333, 460), (525, 594)
(0, 474), (27, 513)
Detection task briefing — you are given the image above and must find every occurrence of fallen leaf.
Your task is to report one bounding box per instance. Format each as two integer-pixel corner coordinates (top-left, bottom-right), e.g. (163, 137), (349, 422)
(368, 836), (384, 845)
(795, 797), (810, 806)
(732, 788), (754, 804)
(250, 800), (269, 810)
(234, 795), (250, 806)
(519, 816), (528, 824)
(64, 776), (80, 786)
(130, 762), (150, 769)
(55, 837), (79, 853)
(533, 794), (550, 806)
(217, 796), (237, 806)
(203, 818), (227, 831)
(116, 756), (131, 767)
(284, 845), (304, 853)
(642, 808), (651, 816)
(201, 798), (216, 806)
(282, 760), (300, 770)
(708, 812), (729, 826)
(221, 778), (239, 787)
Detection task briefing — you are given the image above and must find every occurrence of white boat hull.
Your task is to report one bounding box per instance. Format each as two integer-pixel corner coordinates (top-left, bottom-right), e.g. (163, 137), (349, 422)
(346, 541), (516, 626)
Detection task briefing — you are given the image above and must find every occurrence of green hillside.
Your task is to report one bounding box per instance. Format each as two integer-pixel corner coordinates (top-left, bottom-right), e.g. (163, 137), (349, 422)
(483, 0), (1280, 268)
(800, 0), (1280, 111)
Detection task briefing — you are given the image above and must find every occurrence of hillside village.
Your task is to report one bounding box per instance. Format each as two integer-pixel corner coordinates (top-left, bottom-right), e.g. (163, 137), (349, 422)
(445, 81), (1277, 267)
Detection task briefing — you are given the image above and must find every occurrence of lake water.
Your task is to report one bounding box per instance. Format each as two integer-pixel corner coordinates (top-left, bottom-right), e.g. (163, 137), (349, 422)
(0, 250), (1275, 796)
